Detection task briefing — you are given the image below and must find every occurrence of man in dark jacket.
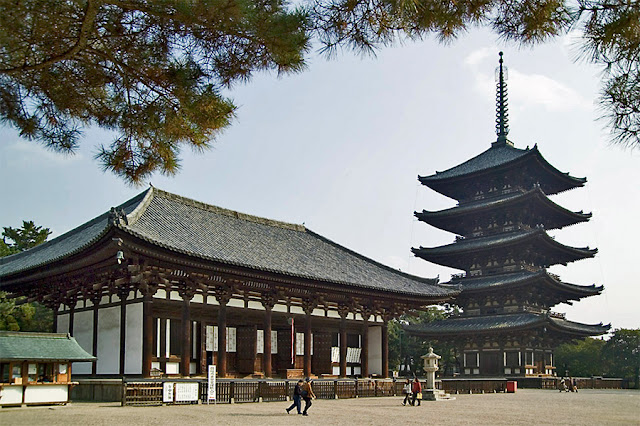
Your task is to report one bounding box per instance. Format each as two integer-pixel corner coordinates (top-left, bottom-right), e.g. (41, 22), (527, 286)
(286, 380), (304, 414)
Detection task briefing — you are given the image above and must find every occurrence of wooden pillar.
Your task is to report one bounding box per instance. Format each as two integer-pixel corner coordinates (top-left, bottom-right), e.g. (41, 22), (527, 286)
(217, 303), (227, 378)
(263, 306), (273, 377)
(382, 319), (389, 379)
(142, 292), (154, 378)
(119, 288), (129, 376)
(361, 313), (370, 378)
(261, 293), (276, 378)
(215, 286), (232, 378)
(91, 295), (100, 376)
(51, 302), (59, 334)
(68, 298), (75, 336)
(180, 287), (194, 377)
(160, 318), (167, 372)
(339, 309), (348, 378)
(304, 312), (312, 378)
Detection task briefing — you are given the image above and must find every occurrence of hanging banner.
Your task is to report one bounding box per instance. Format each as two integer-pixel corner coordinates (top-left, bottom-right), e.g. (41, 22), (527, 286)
(207, 365), (217, 404)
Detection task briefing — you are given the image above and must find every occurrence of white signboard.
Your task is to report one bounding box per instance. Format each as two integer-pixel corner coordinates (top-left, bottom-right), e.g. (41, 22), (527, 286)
(163, 382), (175, 403)
(175, 382), (199, 402)
(256, 330), (264, 354)
(207, 365), (216, 404)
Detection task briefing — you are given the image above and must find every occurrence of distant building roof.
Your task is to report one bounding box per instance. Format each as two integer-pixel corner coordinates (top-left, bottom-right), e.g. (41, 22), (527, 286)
(418, 144), (586, 200)
(404, 313), (609, 337)
(412, 227), (597, 270)
(415, 186), (591, 234)
(0, 331), (96, 362)
(0, 188), (455, 298)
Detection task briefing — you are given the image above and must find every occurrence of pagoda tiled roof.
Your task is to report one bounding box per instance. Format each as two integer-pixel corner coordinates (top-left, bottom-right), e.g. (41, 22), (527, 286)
(0, 188), (455, 298)
(412, 228), (597, 270)
(415, 187), (591, 234)
(403, 312), (609, 337)
(418, 144), (586, 199)
(0, 331), (96, 362)
(445, 270), (604, 297)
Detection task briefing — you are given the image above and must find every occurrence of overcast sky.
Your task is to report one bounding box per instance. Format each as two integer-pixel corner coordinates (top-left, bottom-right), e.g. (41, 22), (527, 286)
(1, 27), (638, 332)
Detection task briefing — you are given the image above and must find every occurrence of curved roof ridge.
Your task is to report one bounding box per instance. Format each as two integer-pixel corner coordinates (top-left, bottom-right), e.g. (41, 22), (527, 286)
(147, 187), (306, 232)
(0, 190), (149, 277)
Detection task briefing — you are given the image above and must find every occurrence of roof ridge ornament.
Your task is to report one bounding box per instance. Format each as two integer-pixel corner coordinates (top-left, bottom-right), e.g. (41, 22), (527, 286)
(493, 52), (513, 147)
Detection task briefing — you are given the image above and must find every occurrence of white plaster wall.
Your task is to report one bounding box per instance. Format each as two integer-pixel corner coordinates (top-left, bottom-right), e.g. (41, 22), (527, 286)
(97, 306), (120, 374)
(57, 314), (69, 334)
(368, 326), (382, 376)
(24, 385), (68, 403)
(125, 302), (143, 374)
(227, 298), (244, 308)
(192, 294), (204, 304)
(326, 311), (340, 319)
(154, 289), (167, 299)
(73, 310), (93, 374)
(272, 304), (287, 313)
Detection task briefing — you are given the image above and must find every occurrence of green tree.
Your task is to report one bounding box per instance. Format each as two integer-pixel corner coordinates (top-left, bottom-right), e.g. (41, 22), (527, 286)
(554, 337), (606, 377)
(0, 1), (638, 184)
(389, 305), (459, 376)
(602, 328), (640, 387)
(0, 221), (53, 332)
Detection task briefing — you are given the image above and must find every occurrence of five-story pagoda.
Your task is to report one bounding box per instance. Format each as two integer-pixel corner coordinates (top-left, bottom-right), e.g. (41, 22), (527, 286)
(406, 53), (609, 377)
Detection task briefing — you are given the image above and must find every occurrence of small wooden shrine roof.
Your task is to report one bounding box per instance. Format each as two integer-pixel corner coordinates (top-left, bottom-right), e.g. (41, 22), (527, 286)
(404, 312), (610, 337)
(0, 331), (96, 362)
(418, 144), (586, 199)
(412, 227), (597, 270)
(0, 188), (455, 298)
(415, 186), (591, 234)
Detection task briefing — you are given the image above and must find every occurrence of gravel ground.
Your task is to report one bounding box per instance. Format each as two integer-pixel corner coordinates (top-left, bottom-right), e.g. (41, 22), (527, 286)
(1, 389), (638, 425)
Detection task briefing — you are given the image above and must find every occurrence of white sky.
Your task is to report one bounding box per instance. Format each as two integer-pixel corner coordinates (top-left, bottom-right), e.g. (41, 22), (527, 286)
(1, 28), (638, 332)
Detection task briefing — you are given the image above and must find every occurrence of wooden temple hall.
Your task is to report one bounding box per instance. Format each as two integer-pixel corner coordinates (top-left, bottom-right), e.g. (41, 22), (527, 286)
(0, 187), (457, 379)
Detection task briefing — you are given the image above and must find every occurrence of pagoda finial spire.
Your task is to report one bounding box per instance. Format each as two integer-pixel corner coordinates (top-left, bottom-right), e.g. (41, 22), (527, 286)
(494, 51), (512, 147)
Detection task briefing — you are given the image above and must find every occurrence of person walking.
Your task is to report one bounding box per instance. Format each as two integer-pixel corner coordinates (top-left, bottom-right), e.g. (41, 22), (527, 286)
(301, 377), (316, 416)
(411, 378), (422, 406)
(286, 379), (304, 414)
(401, 379), (412, 406)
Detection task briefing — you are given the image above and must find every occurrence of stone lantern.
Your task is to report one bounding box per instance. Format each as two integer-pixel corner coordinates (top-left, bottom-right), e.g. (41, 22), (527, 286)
(421, 347), (441, 391)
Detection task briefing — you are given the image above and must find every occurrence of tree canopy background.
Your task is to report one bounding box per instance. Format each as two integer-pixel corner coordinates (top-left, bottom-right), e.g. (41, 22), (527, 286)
(0, 221), (53, 331)
(0, 0), (638, 184)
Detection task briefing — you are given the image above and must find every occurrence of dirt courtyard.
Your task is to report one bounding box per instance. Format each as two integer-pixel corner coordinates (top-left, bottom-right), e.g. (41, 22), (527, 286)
(1, 389), (638, 425)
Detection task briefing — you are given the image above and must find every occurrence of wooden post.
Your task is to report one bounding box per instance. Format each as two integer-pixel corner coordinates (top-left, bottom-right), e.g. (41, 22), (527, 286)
(178, 283), (195, 377)
(91, 295), (100, 376)
(181, 295), (192, 377)
(339, 315), (347, 378)
(217, 303), (228, 378)
(142, 294), (154, 378)
(304, 312), (312, 378)
(68, 299), (75, 336)
(215, 286), (232, 378)
(361, 314), (370, 378)
(119, 288), (129, 376)
(382, 320), (389, 379)
(264, 306), (273, 377)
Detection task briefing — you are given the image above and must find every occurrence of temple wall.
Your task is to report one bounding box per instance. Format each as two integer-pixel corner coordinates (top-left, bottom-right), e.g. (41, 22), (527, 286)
(368, 326), (382, 375)
(97, 307), (120, 374)
(125, 302), (143, 374)
(57, 313), (69, 334)
(73, 311), (93, 374)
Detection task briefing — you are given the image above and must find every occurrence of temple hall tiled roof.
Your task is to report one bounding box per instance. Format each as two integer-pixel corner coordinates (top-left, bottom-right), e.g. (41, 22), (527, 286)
(0, 332), (96, 362)
(0, 188), (455, 298)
